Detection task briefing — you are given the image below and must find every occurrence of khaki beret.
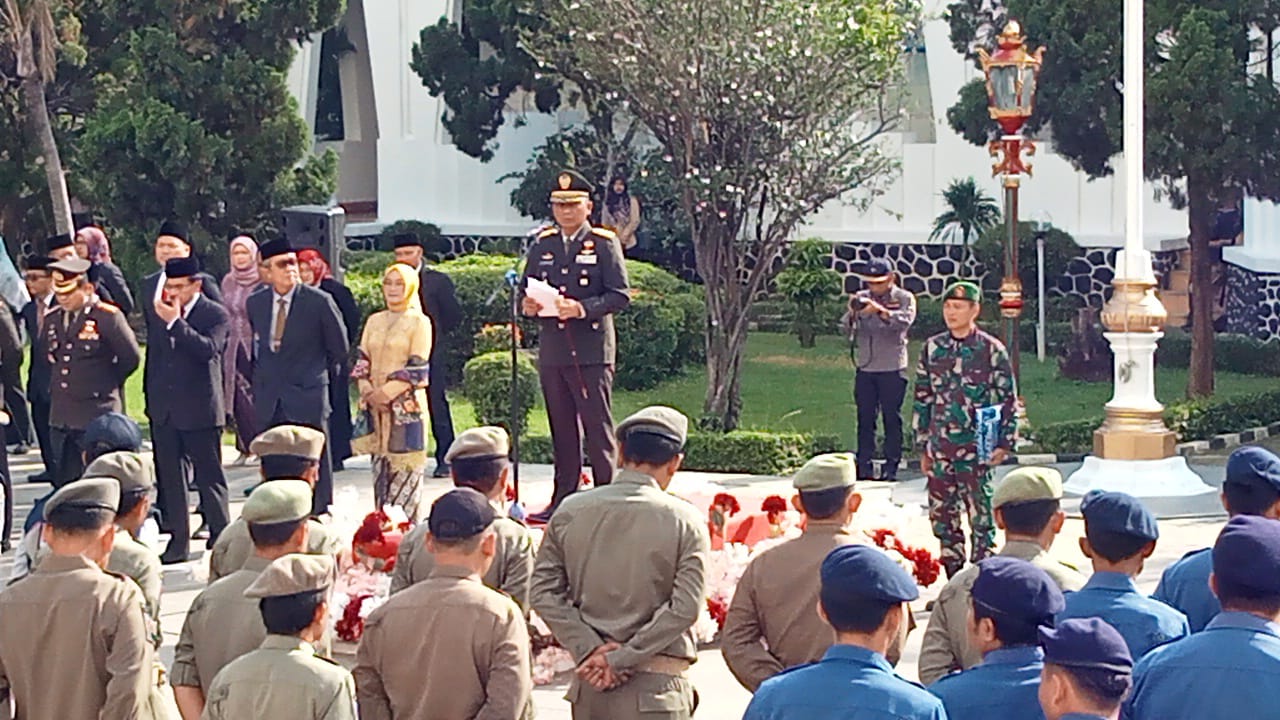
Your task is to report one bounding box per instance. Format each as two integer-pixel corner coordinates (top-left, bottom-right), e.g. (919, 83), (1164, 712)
(242, 480), (312, 524)
(794, 453), (857, 492)
(84, 451), (154, 494)
(44, 477), (119, 522)
(249, 425), (325, 460)
(616, 406), (689, 446)
(445, 426), (511, 463)
(993, 466), (1064, 509)
(243, 553), (335, 599)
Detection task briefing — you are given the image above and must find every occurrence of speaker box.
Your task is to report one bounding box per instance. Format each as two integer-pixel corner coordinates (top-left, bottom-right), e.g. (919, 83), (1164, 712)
(280, 205), (346, 277)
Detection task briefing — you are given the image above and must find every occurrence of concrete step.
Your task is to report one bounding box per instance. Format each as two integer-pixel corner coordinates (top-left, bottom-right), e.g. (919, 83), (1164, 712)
(1167, 269), (1191, 293)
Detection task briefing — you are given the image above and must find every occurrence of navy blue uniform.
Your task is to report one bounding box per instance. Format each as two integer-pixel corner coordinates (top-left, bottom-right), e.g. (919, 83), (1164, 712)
(928, 646), (1044, 720)
(1057, 571), (1189, 659)
(745, 645), (947, 720)
(1151, 548), (1217, 632)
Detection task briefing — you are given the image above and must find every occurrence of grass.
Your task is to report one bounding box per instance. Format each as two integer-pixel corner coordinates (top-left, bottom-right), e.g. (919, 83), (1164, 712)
(106, 333), (1278, 452)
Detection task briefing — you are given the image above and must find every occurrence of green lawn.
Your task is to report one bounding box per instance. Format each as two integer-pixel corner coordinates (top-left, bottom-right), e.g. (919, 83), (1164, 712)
(110, 333), (1276, 452)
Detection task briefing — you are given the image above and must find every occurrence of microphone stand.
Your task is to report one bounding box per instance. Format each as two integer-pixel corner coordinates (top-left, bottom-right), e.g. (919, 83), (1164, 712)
(505, 268), (521, 504)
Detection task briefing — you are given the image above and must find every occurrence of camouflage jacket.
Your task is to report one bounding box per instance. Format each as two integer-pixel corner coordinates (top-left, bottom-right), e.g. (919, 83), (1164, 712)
(912, 328), (1017, 454)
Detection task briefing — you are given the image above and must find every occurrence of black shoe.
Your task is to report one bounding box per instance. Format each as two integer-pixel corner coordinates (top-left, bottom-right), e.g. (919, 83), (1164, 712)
(333, 460), (345, 472)
(11, 444), (29, 455)
(26, 471), (51, 484)
(527, 507), (556, 525)
(160, 548), (201, 565)
(192, 522), (210, 541)
(432, 463), (451, 479)
(857, 464), (875, 481)
(1, 540), (11, 553)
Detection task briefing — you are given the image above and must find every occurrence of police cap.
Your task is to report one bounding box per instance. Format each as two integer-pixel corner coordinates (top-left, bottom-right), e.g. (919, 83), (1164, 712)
(550, 169), (593, 204)
(250, 425), (325, 461)
(445, 426), (510, 463)
(244, 553), (335, 599)
(428, 487), (495, 540)
(793, 453), (857, 492)
(993, 466), (1063, 509)
(616, 406), (688, 447)
(85, 451), (154, 495)
(44, 477), (120, 523)
(242, 480), (312, 524)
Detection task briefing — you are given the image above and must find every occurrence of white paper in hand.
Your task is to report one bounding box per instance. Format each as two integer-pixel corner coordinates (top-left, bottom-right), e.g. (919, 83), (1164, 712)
(526, 277), (562, 317)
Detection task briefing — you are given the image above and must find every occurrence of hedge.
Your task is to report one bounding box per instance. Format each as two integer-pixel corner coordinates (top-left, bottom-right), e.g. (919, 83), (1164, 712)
(1030, 388), (1280, 454)
(1156, 330), (1280, 377)
(462, 351), (539, 435)
(521, 431), (842, 475)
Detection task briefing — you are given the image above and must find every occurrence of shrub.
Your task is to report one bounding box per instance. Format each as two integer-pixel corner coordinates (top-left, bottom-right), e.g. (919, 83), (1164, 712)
(438, 254), (532, 382)
(613, 290), (685, 390)
(1029, 419), (1098, 455)
(462, 351), (539, 436)
(378, 220), (447, 258)
(345, 270), (384, 332)
(474, 323), (523, 356)
(972, 221), (1080, 303)
(343, 250), (397, 276)
(1157, 330), (1280, 377)
(775, 239), (842, 347)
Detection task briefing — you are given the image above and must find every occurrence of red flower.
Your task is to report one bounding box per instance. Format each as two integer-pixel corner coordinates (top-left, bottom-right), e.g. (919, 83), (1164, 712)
(761, 496), (788, 514)
(869, 528), (943, 588)
(706, 596), (729, 629)
(336, 594), (370, 642)
(713, 493), (741, 516)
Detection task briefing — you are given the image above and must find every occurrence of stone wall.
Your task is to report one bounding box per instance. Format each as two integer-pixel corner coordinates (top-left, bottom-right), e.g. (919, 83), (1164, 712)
(1224, 262), (1280, 340)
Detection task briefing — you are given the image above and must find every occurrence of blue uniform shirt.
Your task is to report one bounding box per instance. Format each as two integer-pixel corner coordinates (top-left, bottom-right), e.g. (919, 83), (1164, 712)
(1151, 548), (1218, 632)
(1057, 571), (1189, 659)
(745, 644), (948, 720)
(928, 646), (1045, 720)
(1124, 612), (1280, 720)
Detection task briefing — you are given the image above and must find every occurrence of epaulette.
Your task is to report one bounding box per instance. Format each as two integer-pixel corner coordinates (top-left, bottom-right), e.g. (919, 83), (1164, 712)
(537, 226), (559, 239)
(94, 302), (119, 314)
(589, 226), (618, 240)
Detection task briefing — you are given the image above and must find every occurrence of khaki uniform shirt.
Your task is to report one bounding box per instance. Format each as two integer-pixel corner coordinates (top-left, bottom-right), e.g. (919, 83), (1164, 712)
(354, 565), (531, 720)
(0, 554), (153, 720)
(208, 518), (341, 582)
(108, 529), (164, 649)
(172, 556), (272, 692)
(203, 635), (357, 720)
(530, 469), (711, 669)
(390, 504), (535, 611)
(721, 523), (863, 691)
(918, 538), (1087, 684)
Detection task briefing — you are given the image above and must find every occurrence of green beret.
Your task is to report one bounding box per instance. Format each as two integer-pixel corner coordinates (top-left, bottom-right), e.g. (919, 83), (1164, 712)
(243, 553), (335, 599)
(84, 451), (154, 494)
(793, 453), (857, 492)
(616, 406), (689, 447)
(446, 426), (511, 463)
(944, 281), (982, 303)
(44, 478), (120, 522)
(993, 466), (1064, 509)
(250, 425), (325, 460)
(242, 480), (312, 524)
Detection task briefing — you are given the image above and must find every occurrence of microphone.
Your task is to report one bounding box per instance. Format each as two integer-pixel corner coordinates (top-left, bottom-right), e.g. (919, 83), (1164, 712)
(504, 269), (519, 288)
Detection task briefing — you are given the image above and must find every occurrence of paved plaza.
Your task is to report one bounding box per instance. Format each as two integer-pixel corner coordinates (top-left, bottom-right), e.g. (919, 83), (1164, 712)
(0, 442), (1247, 719)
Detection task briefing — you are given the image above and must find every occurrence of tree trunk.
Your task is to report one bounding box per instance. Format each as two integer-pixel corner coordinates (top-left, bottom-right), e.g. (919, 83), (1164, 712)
(1185, 180), (1216, 399)
(703, 306), (749, 430)
(20, 75), (74, 235)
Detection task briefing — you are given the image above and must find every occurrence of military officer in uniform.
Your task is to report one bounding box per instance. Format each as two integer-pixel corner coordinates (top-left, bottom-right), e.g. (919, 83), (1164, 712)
(919, 466), (1084, 685)
(390, 426), (535, 611)
(744, 545), (944, 720)
(913, 280), (1017, 578)
(531, 406), (708, 720)
(203, 554), (357, 720)
(208, 425), (343, 581)
(1057, 491), (1188, 659)
(0, 478), (153, 719)
(1037, 618), (1133, 720)
(172, 481), (315, 720)
(356, 488), (532, 719)
(44, 257), (141, 487)
(1126, 516), (1280, 719)
(1153, 445), (1280, 631)
(520, 169), (631, 522)
(723, 453), (889, 691)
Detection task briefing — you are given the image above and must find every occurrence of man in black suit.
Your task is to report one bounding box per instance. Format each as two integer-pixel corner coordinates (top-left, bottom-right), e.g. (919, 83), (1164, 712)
(247, 237), (349, 515)
(19, 257), (55, 482)
(392, 233), (463, 477)
(148, 257), (232, 564)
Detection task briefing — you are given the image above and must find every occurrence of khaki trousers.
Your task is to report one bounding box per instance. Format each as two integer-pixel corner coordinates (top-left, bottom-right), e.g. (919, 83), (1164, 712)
(568, 672), (695, 720)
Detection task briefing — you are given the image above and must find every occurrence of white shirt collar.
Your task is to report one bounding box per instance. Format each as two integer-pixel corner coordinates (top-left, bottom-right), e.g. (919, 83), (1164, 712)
(273, 285), (298, 303)
(183, 293), (201, 316)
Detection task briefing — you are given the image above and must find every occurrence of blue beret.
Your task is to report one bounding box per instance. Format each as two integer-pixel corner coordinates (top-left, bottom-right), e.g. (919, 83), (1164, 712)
(972, 556), (1065, 623)
(1039, 618), (1133, 673)
(820, 545), (918, 606)
(82, 412), (143, 455)
(1213, 516), (1280, 595)
(1225, 446), (1280, 493)
(428, 488), (496, 540)
(1080, 490), (1158, 542)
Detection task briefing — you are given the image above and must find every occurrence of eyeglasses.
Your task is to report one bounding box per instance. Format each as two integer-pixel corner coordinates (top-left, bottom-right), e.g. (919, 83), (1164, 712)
(271, 257), (298, 268)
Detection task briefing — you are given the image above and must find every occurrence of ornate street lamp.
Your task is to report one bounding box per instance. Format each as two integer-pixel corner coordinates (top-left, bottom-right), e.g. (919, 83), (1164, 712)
(979, 21), (1044, 437)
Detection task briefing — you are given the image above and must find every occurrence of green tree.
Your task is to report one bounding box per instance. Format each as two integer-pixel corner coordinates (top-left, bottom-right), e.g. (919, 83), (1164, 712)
(524, 0), (920, 429)
(775, 239), (842, 348)
(929, 176), (1002, 276)
(946, 1), (1280, 398)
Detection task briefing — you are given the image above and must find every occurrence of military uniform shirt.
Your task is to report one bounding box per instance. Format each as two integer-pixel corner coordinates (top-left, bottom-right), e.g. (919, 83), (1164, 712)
(1151, 547), (1218, 632)
(45, 298), (141, 430)
(918, 539), (1085, 684)
(744, 644), (946, 720)
(928, 646), (1045, 720)
(390, 504), (535, 611)
(721, 523), (863, 690)
(912, 328), (1016, 455)
(530, 468), (710, 669)
(354, 565), (531, 720)
(108, 529), (164, 649)
(0, 554), (153, 720)
(1056, 571), (1189, 660)
(172, 556), (272, 691)
(203, 635), (357, 720)
(208, 517), (342, 582)
(1125, 612), (1280, 720)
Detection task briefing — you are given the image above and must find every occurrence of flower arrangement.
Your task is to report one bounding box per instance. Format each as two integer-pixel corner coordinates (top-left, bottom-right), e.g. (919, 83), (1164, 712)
(762, 495), (788, 538)
(351, 508), (411, 573)
(708, 492), (741, 547)
(868, 528), (942, 588)
(336, 593), (372, 642)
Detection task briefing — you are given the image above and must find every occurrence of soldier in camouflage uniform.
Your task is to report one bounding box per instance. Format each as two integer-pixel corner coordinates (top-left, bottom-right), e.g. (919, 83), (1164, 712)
(912, 281), (1017, 578)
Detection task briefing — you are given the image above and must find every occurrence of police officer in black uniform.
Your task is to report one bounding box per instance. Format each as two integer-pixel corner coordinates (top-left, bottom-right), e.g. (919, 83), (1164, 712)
(44, 258), (142, 487)
(520, 169), (630, 522)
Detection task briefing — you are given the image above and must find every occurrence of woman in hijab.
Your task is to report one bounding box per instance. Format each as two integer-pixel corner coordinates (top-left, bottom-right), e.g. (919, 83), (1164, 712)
(75, 227), (135, 313)
(220, 235), (262, 464)
(351, 263), (432, 521)
(601, 173), (642, 251)
(298, 248), (360, 468)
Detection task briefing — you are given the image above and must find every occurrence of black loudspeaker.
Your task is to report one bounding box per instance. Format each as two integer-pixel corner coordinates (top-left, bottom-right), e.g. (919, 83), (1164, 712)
(280, 205), (346, 276)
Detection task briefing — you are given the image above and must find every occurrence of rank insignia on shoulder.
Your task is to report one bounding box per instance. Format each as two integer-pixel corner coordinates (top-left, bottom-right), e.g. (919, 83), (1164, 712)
(537, 226), (559, 239)
(590, 227), (617, 240)
(96, 303), (118, 314)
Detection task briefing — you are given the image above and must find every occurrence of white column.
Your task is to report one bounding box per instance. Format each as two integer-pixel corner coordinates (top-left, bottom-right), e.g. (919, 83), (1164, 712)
(1114, 0), (1156, 284)
(1103, 332), (1162, 413)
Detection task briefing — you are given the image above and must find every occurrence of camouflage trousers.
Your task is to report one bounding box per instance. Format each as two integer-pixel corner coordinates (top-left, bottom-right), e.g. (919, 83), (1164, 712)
(926, 455), (995, 578)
